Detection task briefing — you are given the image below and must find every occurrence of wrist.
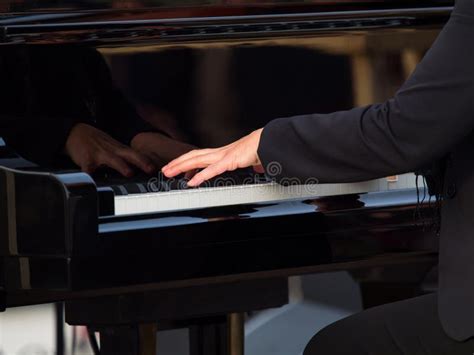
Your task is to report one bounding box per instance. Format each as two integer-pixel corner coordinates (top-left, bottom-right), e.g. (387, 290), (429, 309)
(253, 128), (264, 165)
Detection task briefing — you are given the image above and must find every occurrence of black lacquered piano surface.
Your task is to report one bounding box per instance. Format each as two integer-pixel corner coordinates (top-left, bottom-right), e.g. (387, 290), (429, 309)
(0, 0), (447, 307)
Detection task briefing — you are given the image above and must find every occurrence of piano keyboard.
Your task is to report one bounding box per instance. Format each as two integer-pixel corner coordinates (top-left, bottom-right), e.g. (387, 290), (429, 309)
(113, 173), (418, 216)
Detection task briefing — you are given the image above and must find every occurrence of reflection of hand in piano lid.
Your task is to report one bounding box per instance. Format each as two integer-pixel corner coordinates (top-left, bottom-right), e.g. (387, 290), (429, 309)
(130, 131), (196, 170)
(65, 123), (156, 177)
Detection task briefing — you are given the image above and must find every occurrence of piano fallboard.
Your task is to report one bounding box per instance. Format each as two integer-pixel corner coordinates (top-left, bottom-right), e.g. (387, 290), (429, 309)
(0, 3), (451, 45)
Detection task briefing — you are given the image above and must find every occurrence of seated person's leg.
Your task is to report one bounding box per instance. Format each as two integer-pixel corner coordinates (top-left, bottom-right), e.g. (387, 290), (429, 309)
(304, 294), (474, 355)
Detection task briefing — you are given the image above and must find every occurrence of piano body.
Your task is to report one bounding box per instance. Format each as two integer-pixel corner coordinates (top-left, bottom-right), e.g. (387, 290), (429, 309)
(0, 1), (449, 354)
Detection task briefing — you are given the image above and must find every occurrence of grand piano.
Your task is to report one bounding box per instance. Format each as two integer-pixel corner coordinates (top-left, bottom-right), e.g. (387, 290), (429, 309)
(0, 1), (449, 354)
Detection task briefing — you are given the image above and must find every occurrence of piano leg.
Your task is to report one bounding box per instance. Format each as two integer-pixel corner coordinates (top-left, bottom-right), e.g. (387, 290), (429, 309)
(189, 318), (228, 355)
(188, 313), (245, 355)
(99, 323), (157, 355)
(0, 262), (5, 312)
(0, 287), (5, 312)
(141, 324), (159, 355)
(228, 313), (245, 355)
(55, 302), (65, 355)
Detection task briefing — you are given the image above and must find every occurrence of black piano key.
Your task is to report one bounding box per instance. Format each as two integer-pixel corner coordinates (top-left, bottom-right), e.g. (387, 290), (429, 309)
(159, 180), (172, 192)
(137, 183), (148, 194)
(111, 185), (128, 196)
(145, 179), (160, 192)
(122, 182), (149, 194)
(167, 178), (190, 190)
(94, 168), (267, 197)
(124, 183), (143, 194)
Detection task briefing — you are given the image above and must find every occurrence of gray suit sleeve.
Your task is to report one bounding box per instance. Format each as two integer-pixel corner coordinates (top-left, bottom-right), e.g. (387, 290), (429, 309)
(257, 9), (474, 184)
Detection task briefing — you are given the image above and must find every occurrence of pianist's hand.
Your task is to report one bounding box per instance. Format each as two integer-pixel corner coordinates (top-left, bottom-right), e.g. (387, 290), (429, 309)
(162, 128), (264, 187)
(65, 123), (155, 177)
(131, 132), (195, 169)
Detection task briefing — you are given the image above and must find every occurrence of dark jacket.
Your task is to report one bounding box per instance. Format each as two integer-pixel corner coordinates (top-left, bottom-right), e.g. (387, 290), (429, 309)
(0, 45), (152, 166)
(258, 0), (474, 341)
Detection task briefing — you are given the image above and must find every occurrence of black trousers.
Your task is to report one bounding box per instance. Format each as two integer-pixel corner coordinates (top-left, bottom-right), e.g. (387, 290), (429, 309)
(303, 294), (474, 355)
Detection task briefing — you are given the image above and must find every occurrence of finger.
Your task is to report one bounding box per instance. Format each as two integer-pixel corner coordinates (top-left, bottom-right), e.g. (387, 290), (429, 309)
(187, 162), (228, 187)
(163, 148), (215, 171)
(100, 153), (134, 177)
(118, 148), (155, 174)
(163, 152), (222, 178)
(164, 140), (239, 172)
(253, 164), (265, 174)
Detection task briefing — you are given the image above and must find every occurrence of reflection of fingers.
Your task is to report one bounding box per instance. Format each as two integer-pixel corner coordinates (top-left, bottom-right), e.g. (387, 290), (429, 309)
(163, 153), (220, 177)
(141, 152), (165, 169)
(82, 162), (98, 175)
(164, 148), (215, 171)
(119, 148), (155, 174)
(101, 154), (133, 177)
(188, 162), (228, 187)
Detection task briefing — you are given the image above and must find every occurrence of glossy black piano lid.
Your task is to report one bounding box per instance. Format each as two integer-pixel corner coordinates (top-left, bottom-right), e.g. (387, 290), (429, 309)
(0, 0), (454, 14)
(90, 25), (443, 149)
(0, 7), (447, 176)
